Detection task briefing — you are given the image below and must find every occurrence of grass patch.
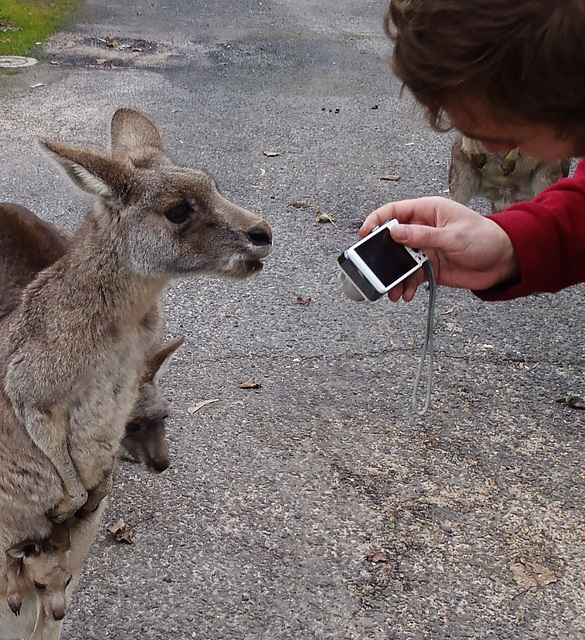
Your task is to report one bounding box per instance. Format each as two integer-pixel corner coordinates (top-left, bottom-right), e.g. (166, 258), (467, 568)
(0, 0), (80, 56)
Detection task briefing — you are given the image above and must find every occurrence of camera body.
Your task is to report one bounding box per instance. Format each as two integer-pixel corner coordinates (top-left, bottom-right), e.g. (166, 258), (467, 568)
(337, 220), (428, 301)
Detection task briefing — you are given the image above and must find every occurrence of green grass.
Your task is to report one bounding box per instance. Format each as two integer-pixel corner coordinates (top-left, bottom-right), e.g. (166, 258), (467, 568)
(0, 0), (80, 56)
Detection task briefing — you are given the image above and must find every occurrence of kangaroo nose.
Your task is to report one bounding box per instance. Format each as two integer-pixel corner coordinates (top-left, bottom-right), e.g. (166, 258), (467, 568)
(52, 608), (66, 621)
(247, 225), (272, 247)
(152, 455), (170, 473)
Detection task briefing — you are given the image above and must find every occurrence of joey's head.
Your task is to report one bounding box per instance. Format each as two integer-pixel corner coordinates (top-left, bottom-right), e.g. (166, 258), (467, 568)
(39, 108), (272, 280)
(6, 523), (72, 621)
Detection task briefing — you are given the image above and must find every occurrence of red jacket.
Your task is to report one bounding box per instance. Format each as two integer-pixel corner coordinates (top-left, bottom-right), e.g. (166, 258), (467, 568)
(477, 158), (585, 301)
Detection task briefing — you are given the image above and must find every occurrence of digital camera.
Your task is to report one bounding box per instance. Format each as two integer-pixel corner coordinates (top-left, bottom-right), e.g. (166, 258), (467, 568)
(337, 220), (428, 301)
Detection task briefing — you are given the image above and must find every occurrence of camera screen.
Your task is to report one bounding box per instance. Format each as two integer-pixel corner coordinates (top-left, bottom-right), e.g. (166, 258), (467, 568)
(354, 227), (418, 287)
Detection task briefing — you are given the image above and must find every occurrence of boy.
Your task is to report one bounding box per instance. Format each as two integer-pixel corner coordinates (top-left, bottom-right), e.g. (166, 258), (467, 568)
(362, 0), (585, 303)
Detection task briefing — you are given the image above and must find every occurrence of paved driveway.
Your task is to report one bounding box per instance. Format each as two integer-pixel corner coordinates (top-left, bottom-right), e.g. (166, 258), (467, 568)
(1, 1), (584, 638)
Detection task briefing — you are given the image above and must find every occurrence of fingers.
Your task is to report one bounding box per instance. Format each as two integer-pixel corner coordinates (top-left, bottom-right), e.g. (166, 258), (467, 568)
(389, 221), (447, 250)
(360, 197), (444, 237)
(387, 268), (428, 303)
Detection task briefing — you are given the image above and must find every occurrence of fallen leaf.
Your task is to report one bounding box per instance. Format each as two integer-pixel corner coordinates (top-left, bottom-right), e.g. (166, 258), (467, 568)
(188, 398), (220, 414)
(107, 519), (134, 544)
(366, 552), (388, 563)
(315, 210), (335, 224)
(556, 395), (585, 410)
(105, 37), (119, 48)
(263, 150), (280, 157)
(288, 201), (312, 209)
(511, 561), (557, 590)
(296, 296), (311, 306)
(380, 174), (401, 181)
(240, 378), (262, 389)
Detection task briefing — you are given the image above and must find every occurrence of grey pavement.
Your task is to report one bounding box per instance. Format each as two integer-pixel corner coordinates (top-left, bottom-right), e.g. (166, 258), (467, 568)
(1, 1), (585, 638)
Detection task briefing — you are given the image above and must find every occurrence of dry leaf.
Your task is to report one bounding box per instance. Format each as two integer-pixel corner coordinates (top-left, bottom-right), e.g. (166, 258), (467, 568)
(380, 174), (401, 181)
(263, 150), (280, 157)
(105, 37), (119, 48)
(288, 201), (312, 209)
(188, 399), (220, 414)
(240, 378), (262, 389)
(107, 519), (134, 544)
(366, 552), (388, 563)
(296, 296), (311, 306)
(315, 210), (335, 224)
(511, 561), (557, 590)
(556, 395), (585, 410)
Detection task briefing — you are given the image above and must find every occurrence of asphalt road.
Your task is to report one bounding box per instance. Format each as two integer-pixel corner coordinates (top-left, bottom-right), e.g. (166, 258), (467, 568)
(1, 1), (585, 638)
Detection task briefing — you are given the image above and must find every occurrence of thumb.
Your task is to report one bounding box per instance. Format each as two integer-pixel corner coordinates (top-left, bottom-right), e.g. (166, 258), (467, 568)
(389, 223), (411, 243)
(390, 222), (440, 248)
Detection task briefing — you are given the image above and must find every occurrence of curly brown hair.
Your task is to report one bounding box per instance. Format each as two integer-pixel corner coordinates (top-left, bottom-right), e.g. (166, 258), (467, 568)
(385, 0), (585, 133)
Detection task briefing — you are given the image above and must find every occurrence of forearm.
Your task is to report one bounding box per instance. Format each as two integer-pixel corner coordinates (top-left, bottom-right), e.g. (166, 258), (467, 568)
(475, 159), (585, 301)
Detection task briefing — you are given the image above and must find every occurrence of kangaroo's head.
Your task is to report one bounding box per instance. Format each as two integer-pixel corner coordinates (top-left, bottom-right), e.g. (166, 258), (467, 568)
(6, 523), (72, 621)
(38, 108), (272, 280)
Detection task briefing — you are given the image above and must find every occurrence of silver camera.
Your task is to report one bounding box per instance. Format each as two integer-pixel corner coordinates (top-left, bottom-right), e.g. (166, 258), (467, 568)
(337, 220), (428, 301)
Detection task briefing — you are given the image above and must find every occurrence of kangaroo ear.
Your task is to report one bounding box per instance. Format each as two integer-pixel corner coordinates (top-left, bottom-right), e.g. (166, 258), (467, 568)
(144, 336), (185, 383)
(110, 108), (165, 161)
(7, 541), (41, 560)
(48, 523), (71, 552)
(39, 139), (131, 202)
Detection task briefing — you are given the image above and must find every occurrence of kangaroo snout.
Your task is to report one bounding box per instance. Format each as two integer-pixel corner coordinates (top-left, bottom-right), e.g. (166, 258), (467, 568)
(50, 604), (66, 621)
(246, 223), (272, 249)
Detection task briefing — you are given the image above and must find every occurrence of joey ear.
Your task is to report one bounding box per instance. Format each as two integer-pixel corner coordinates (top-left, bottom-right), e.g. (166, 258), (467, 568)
(110, 108), (165, 161)
(144, 336), (185, 383)
(39, 139), (131, 202)
(7, 541), (41, 560)
(48, 523), (71, 552)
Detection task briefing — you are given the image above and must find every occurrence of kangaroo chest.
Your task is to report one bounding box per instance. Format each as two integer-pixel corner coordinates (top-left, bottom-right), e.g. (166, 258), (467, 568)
(67, 330), (147, 488)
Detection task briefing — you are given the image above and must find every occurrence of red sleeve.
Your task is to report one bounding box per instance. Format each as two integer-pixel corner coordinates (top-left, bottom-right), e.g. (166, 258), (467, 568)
(475, 158), (585, 301)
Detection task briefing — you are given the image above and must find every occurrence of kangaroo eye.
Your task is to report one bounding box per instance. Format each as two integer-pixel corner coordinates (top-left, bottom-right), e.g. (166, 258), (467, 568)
(164, 203), (192, 224)
(34, 582), (46, 592)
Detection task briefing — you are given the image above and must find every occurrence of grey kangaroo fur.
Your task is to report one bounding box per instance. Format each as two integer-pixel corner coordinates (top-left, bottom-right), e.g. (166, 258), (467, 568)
(449, 132), (571, 213)
(0, 107), (271, 639)
(0, 202), (182, 472)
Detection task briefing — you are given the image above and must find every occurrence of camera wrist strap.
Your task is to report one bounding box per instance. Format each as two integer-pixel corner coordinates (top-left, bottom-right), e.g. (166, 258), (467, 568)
(412, 260), (436, 415)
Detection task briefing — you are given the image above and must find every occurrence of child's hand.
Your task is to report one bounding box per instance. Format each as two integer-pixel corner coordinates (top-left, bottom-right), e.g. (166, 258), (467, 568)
(360, 197), (519, 301)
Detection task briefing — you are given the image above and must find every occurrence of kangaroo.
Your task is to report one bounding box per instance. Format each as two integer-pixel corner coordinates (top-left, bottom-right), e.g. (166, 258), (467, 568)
(2, 107), (271, 523)
(5, 523), (71, 640)
(0, 107), (271, 640)
(0, 202), (182, 472)
(448, 132), (571, 212)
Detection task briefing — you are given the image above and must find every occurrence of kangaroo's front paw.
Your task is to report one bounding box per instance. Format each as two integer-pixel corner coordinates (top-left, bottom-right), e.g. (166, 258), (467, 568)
(75, 476), (111, 517)
(7, 591), (22, 616)
(49, 488), (88, 523)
